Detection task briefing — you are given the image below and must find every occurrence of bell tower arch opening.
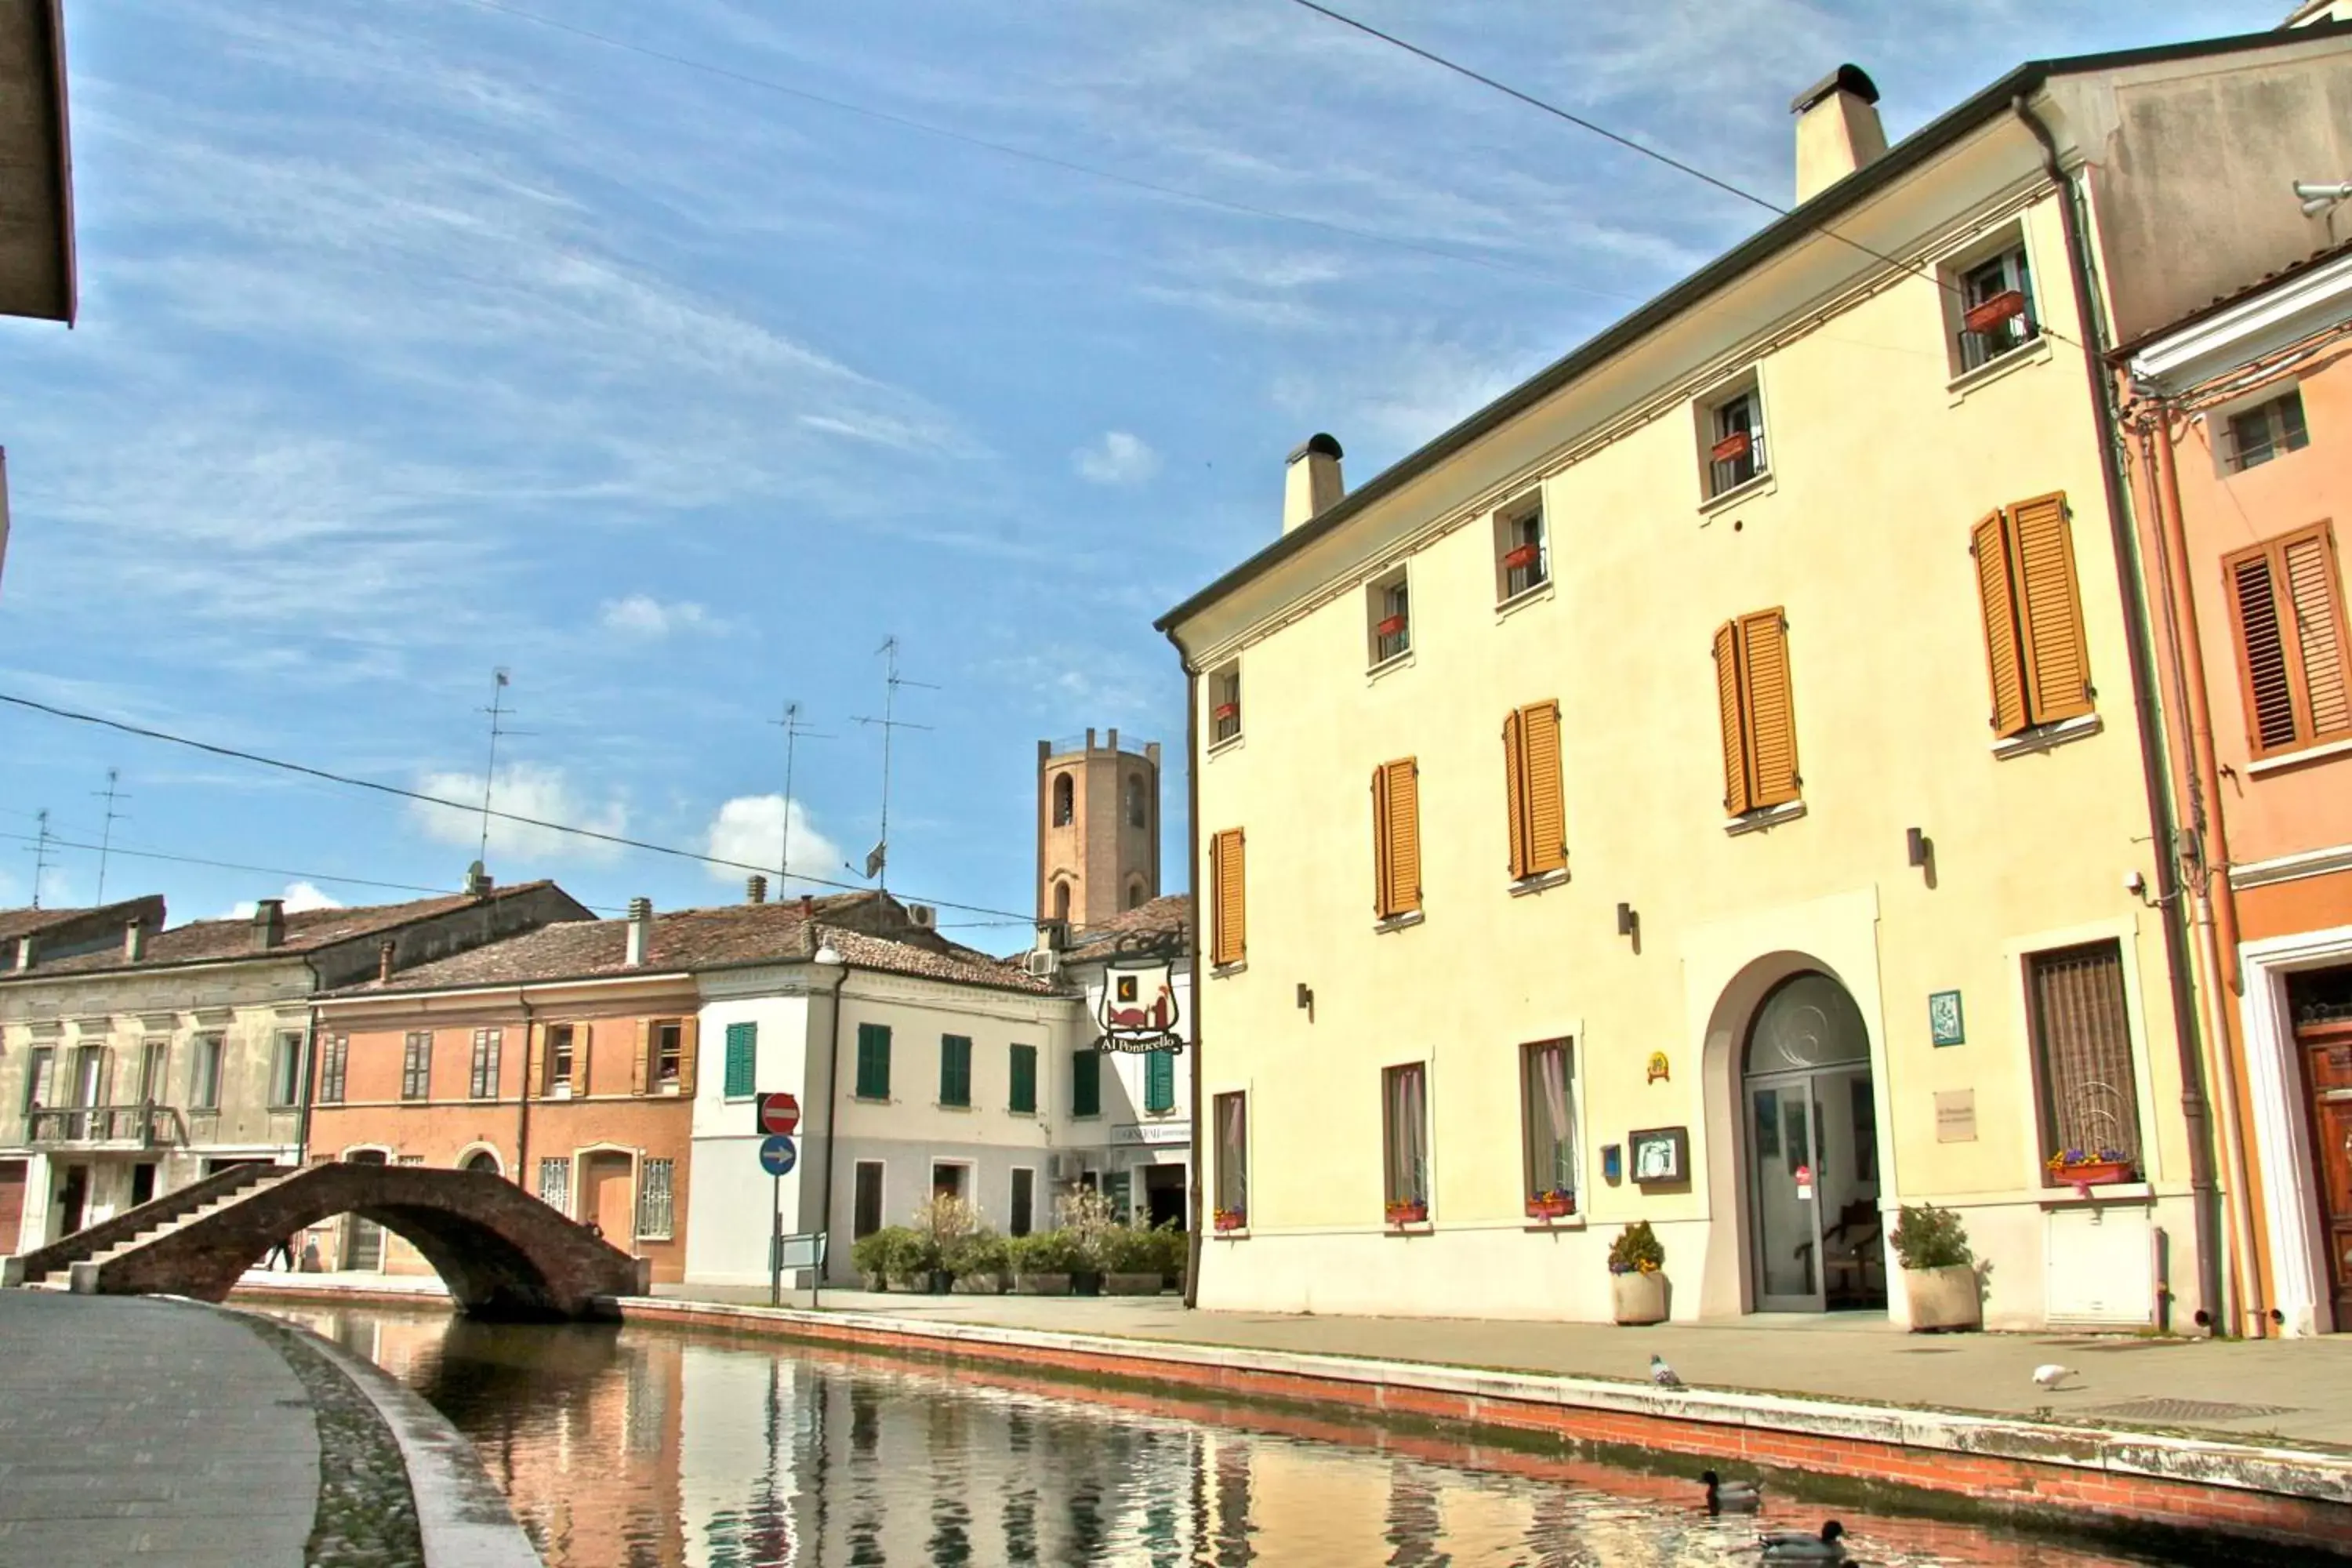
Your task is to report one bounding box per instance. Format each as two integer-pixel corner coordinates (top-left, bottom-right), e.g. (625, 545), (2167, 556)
(1036, 728), (1162, 933)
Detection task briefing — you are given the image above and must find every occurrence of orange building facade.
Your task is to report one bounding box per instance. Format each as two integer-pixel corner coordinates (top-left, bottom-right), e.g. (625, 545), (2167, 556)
(2122, 245), (2352, 1335)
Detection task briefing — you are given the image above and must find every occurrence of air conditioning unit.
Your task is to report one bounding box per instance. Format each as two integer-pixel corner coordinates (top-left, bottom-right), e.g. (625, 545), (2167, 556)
(1050, 1153), (1084, 1182)
(1024, 949), (1058, 979)
(907, 902), (937, 931)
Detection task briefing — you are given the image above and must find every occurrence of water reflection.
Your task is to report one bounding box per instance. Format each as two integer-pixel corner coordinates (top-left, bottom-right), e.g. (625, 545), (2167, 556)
(273, 1306), (2204, 1568)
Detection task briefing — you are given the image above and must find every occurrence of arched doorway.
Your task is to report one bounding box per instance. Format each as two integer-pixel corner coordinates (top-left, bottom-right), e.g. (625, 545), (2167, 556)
(1743, 972), (1885, 1313)
(461, 1149), (501, 1176)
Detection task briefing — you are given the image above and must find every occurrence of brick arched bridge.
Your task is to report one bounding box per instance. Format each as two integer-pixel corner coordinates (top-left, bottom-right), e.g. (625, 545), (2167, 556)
(2, 1162), (648, 1321)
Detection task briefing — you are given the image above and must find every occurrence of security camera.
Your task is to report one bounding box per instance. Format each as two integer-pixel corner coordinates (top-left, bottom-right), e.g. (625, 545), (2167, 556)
(2123, 869), (2147, 897)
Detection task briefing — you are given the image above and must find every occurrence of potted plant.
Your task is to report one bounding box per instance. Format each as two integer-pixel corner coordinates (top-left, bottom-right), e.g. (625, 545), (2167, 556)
(948, 1232), (1010, 1294)
(1212, 1206), (1247, 1233)
(1525, 1188), (1576, 1222)
(1151, 1223), (1189, 1290)
(1890, 1203), (1979, 1332)
(852, 1225), (915, 1292)
(1009, 1229), (1080, 1295)
(1101, 1226), (1164, 1294)
(1058, 1189), (1119, 1296)
(1385, 1196), (1429, 1227)
(911, 1194), (981, 1294)
(2046, 1148), (2135, 1191)
(1607, 1221), (1668, 1325)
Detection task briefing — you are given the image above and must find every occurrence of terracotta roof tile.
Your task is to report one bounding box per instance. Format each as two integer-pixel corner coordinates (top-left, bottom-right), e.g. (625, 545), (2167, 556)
(1058, 894), (1192, 962)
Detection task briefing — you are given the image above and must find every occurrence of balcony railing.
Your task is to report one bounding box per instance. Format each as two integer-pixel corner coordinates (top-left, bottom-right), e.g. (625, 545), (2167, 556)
(27, 1102), (187, 1149)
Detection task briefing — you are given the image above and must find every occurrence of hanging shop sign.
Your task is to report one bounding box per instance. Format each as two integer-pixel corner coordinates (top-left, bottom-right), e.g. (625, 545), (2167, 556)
(1094, 929), (1185, 1054)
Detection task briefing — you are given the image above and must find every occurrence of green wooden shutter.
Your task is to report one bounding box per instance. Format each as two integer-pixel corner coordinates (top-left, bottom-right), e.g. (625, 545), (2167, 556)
(1072, 1050), (1102, 1118)
(939, 1035), (971, 1107)
(855, 1022), (891, 1100)
(723, 1022), (757, 1099)
(1009, 1044), (1037, 1114)
(1145, 1049), (1175, 1114)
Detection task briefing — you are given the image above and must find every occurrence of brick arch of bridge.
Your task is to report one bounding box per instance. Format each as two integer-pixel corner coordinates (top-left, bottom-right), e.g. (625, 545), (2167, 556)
(106, 1163), (648, 1321)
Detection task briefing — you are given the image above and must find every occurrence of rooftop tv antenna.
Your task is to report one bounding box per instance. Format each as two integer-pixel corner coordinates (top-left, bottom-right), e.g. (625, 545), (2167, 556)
(27, 808), (53, 909)
(848, 636), (935, 889)
(91, 768), (129, 904)
(474, 668), (533, 868)
(768, 702), (833, 891)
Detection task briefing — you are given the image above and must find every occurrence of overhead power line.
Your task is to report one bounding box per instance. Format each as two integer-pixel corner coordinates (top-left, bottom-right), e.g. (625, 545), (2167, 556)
(0, 690), (1040, 927)
(0, 829), (477, 905)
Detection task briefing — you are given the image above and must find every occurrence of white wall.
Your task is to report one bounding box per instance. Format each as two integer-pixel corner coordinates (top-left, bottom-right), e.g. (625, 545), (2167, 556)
(687, 986), (817, 1287)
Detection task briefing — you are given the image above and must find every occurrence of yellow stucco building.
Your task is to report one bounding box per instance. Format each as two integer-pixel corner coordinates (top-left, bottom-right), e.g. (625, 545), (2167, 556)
(1161, 27), (2352, 1332)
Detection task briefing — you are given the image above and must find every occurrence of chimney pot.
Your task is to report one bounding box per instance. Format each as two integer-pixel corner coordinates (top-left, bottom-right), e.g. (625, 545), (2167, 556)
(1283, 434), (1345, 535)
(123, 918), (147, 963)
(625, 898), (653, 967)
(800, 894), (815, 920)
(1790, 64), (1886, 204)
(378, 938), (397, 983)
(253, 898), (286, 951)
(746, 874), (769, 905)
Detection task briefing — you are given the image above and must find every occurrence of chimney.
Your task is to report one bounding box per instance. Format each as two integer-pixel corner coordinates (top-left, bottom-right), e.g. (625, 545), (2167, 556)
(1282, 434), (1345, 534)
(252, 898), (285, 951)
(1791, 65), (1886, 204)
(123, 917), (148, 964)
(378, 939), (397, 983)
(746, 874), (768, 905)
(464, 859), (493, 898)
(625, 897), (653, 967)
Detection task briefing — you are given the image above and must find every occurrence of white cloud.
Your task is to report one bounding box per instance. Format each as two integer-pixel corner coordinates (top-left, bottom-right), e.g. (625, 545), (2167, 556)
(598, 594), (718, 639)
(704, 795), (845, 891)
(227, 881), (346, 918)
(1072, 431), (1162, 486)
(408, 763), (628, 864)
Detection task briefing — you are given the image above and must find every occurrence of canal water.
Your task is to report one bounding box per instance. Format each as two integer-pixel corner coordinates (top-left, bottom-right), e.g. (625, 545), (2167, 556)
(272, 1305), (2214, 1567)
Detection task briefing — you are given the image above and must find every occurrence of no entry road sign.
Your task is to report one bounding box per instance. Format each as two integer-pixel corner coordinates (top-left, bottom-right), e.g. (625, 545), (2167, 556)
(757, 1091), (800, 1137)
(759, 1134), (797, 1178)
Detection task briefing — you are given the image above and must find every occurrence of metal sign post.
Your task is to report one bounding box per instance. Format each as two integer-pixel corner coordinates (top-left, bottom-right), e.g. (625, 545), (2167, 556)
(759, 1134), (797, 1308)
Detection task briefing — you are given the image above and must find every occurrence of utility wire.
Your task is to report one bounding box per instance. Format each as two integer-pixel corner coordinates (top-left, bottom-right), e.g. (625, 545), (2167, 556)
(0, 829), (472, 904)
(448, 0), (1628, 294)
(0, 690), (1042, 927)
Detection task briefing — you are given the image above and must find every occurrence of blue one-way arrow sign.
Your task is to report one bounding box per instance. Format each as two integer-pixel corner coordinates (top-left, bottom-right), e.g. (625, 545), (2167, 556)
(759, 1134), (797, 1177)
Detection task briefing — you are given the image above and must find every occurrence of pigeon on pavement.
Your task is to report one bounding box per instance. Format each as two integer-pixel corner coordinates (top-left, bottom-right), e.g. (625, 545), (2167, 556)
(1650, 1354), (1684, 1388)
(2032, 1364), (2074, 1390)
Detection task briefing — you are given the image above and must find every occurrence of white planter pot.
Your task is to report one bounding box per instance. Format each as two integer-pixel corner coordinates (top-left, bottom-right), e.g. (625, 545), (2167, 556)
(1903, 1264), (1981, 1332)
(1611, 1271), (1670, 1326)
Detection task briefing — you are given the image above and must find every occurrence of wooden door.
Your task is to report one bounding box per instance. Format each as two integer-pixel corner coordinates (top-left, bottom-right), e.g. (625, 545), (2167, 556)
(0, 1160), (25, 1254)
(57, 1164), (89, 1237)
(2299, 1018), (2352, 1330)
(580, 1153), (634, 1243)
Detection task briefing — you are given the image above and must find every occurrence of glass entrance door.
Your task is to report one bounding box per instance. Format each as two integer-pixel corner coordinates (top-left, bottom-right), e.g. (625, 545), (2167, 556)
(1748, 1076), (1822, 1310)
(1743, 971), (1885, 1314)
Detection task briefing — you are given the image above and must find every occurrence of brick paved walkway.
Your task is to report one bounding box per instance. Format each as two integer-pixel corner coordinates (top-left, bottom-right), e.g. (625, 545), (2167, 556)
(0, 1292), (317, 1567)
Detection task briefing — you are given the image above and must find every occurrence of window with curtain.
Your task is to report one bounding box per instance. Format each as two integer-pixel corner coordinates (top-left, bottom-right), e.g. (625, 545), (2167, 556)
(1008, 1044), (1037, 1113)
(1071, 1049), (1102, 1118)
(2027, 940), (2145, 1182)
(1145, 1049), (1175, 1115)
(1213, 1091), (1247, 1223)
(855, 1023), (892, 1100)
(938, 1034), (972, 1108)
(723, 1022), (757, 1099)
(1521, 1041), (1576, 1204)
(1381, 1062), (1429, 1212)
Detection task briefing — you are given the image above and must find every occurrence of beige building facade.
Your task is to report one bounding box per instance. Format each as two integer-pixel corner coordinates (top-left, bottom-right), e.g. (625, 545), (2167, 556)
(1162, 28), (2352, 1332)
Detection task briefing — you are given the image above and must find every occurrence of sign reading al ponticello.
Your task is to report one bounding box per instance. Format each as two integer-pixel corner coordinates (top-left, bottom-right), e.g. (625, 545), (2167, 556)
(1094, 930), (1184, 1054)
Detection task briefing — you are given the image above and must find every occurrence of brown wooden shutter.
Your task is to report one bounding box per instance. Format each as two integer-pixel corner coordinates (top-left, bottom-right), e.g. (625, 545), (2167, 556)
(1713, 619), (1752, 816)
(631, 1019), (652, 1095)
(675, 1016), (699, 1096)
(1211, 829), (1247, 967)
(572, 1022), (590, 1094)
(2228, 546), (2300, 753)
(1520, 701), (1566, 876)
(524, 1025), (546, 1098)
(2283, 527), (2352, 741)
(1972, 510), (2029, 737)
(1501, 710), (1528, 878)
(2008, 492), (2092, 724)
(1370, 764), (1392, 916)
(1379, 759), (1421, 916)
(1739, 608), (1799, 807)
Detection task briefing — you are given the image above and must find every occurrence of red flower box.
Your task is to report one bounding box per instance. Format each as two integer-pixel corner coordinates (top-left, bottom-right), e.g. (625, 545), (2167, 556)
(1710, 429), (1751, 464)
(1212, 1210), (1247, 1232)
(2057, 1160), (2132, 1190)
(1524, 1193), (1575, 1220)
(1385, 1199), (1428, 1226)
(1501, 543), (1541, 572)
(1964, 290), (2025, 336)
(1375, 615), (1408, 639)
(1212, 702), (1239, 721)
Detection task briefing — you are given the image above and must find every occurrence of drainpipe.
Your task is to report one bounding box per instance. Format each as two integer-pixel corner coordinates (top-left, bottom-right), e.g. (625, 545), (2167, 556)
(2014, 95), (2227, 1336)
(297, 956), (323, 1167)
(515, 989), (535, 1188)
(2144, 408), (2271, 1334)
(815, 956), (851, 1288)
(1164, 626), (1207, 1310)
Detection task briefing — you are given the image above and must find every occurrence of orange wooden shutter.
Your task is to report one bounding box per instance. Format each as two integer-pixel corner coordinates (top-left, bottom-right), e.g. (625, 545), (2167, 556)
(2227, 546), (2299, 753)
(1501, 710), (1528, 877)
(1712, 620), (1751, 816)
(1520, 701), (1566, 875)
(2008, 492), (2092, 724)
(524, 1025), (546, 1098)
(1739, 608), (1799, 807)
(631, 1019), (652, 1095)
(1370, 764), (1392, 916)
(572, 1023), (590, 1094)
(1381, 759), (1420, 916)
(1972, 510), (2029, 737)
(675, 1016), (699, 1096)
(1211, 829), (1247, 966)
(2283, 526), (2352, 742)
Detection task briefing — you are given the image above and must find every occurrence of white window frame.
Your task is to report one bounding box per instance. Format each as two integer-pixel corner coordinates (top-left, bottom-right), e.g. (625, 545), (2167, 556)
(1493, 492), (1549, 604)
(192, 1034), (224, 1111)
(1209, 659), (1243, 749)
(851, 1158), (887, 1240)
(2215, 384), (2312, 477)
(1367, 564), (1412, 670)
(269, 1031), (305, 1109)
(1696, 370), (1770, 503)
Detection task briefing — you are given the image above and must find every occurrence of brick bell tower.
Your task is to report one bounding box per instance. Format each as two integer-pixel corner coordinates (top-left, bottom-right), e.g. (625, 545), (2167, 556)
(1036, 728), (1161, 935)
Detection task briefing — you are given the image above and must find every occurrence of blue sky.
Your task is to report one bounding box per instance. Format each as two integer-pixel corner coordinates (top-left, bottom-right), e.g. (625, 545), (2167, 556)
(0, 0), (2287, 939)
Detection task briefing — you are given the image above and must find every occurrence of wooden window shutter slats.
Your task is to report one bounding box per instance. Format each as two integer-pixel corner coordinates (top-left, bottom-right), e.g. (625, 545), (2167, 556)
(1738, 609), (1800, 808)
(572, 1022), (590, 1094)
(675, 1016), (698, 1097)
(2229, 522), (2352, 757)
(1501, 710), (1528, 878)
(1370, 765), (1392, 916)
(1972, 510), (2030, 736)
(2284, 531), (2352, 739)
(1387, 760), (1421, 915)
(1712, 622), (1751, 816)
(524, 1025), (546, 1098)
(1210, 829), (1247, 967)
(2008, 492), (2092, 724)
(630, 1019), (652, 1096)
(1519, 701), (1566, 877)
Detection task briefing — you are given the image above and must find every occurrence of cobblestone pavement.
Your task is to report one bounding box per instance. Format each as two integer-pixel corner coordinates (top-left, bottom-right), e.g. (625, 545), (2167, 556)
(0, 1292), (318, 1567)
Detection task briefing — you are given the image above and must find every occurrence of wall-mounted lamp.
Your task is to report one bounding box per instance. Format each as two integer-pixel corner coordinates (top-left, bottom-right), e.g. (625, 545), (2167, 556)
(1906, 827), (1929, 868)
(2295, 178), (2352, 219)
(1296, 982), (1315, 1022)
(1616, 902), (1639, 938)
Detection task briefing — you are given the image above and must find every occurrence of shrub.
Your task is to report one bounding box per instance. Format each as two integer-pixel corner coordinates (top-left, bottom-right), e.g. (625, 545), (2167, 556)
(949, 1232), (1009, 1279)
(1149, 1223), (1189, 1279)
(1098, 1225), (1159, 1273)
(1056, 1188), (1120, 1270)
(1891, 1204), (1973, 1272)
(1010, 1229), (1083, 1275)
(1606, 1220), (1664, 1276)
(851, 1226), (916, 1282)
